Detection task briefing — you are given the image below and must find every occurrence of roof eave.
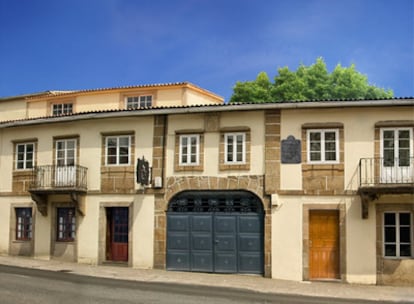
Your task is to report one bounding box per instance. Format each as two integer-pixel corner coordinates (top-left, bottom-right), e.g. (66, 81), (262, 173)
(1, 98), (413, 129)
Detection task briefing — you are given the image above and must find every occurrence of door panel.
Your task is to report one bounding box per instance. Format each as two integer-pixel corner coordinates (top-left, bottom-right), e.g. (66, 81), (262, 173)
(108, 207), (128, 262)
(381, 128), (413, 183)
(55, 139), (77, 187)
(239, 216), (261, 233)
(238, 214), (263, 273)
(166, 208), (263, 274)
(167, 215), (191, 270)
(214, 216), (237, 273)
(191, 215), (213, 272)
(309, 210), (340, 280)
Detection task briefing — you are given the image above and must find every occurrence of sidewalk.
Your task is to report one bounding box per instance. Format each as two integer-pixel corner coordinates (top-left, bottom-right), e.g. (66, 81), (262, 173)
(0, 255), (413, 303)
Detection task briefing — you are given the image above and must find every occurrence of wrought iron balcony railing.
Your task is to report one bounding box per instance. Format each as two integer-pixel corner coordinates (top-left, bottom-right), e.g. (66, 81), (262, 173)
(359, 157), (414, 187)
(29, 165), (88, 192)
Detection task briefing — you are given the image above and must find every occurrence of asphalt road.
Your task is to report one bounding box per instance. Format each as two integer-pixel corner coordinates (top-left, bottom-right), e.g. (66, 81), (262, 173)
(0, 265), (393, 304)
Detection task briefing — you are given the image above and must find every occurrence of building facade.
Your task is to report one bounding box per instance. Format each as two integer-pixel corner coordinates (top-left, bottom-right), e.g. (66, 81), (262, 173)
(0, 83), (413, 285)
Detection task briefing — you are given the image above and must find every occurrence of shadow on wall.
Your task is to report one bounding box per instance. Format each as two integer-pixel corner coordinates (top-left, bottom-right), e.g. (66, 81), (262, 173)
(379, 259), (414, 286)
(52, 242), (76, 262)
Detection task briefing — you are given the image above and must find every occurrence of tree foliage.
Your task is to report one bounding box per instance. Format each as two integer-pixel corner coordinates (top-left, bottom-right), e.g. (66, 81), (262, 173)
(229, 58), (393, 103)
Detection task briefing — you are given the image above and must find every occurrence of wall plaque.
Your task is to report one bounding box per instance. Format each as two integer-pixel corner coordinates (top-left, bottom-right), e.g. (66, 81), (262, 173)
(137, 156), (150, 186)
(281, 135), (301, 164)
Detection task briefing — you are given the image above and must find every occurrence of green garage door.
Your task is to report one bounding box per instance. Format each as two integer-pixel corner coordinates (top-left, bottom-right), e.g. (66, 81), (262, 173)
(166, 191), (264, 275)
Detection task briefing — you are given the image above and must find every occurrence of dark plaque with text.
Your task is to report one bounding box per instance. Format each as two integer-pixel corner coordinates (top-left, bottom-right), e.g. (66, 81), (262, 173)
(281, 135), (301, 164)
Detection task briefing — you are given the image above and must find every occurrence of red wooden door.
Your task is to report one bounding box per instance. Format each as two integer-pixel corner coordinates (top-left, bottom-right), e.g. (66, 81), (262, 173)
(109, 207), (129, 262)
(309, 210), (340, 280)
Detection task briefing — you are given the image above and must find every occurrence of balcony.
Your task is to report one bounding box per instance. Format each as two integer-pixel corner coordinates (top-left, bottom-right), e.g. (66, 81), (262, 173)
(29, 165), (88, 215)
(358, 157), (414, 218)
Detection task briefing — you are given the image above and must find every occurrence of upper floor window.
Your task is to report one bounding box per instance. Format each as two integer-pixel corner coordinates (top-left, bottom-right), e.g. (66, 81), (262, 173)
(57, 207), (76, 242)
(106, 136), (130, 165)
(52, 103), (73, 115)
(307, 129), (339, 163)
(56, 139), (76, 166)
(126, 95), (152, 109)
(179, 134), (200, 165)
(225, 133), (246, 164)
(16, 143), (35, 170)
(16, 207), (32, 241)
(384, 212), (412, 258)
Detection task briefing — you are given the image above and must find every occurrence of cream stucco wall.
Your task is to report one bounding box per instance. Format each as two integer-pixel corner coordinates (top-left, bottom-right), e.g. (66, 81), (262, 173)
(0, 99), (27, 121)
(156, 88), (183, 107)
(0, 193), (155, 266)
(346, 196), (377, 284)
(280, 106), (414, 191)
(75, 194), (154, 267)
(0, 114), (155, 265)
(0, 197), (11, 255)
(271, 195), (303, 281)
(76, 93), (120, 112)
(185, 88), (222, 105)
(166, 111), (265, 177)
(27, 100), (48, 118)
(271, 195), (377, 284)
(131, 194), (154, 268)
(0, 116), (154, 192)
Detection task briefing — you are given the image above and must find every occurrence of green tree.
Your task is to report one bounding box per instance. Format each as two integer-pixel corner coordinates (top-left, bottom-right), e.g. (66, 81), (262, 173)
(229, 58), (393, 103)
(230, 72), (272, 103)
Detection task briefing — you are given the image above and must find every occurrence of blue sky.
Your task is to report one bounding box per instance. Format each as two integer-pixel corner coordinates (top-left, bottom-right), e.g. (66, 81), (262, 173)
(0, 0), (413, 101)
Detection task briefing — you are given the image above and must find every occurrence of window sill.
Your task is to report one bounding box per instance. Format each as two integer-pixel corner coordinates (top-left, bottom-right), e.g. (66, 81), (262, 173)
(383, 256), (414, 260)
(219, 163), (250, 171)
(175, 165), (204, 172)
(303, 163), (344, 171)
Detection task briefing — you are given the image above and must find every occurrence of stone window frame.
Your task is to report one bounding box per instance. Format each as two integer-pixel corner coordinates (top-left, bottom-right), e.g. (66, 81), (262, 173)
(52, 103), (73, 115)
(174, 130), (204, 172)
(15, 207), (33, 241)
(306, 129), (340, 164)
(377, 204), (414, 260)
(383, 211), (413, 258)
(126, 95), (153, 109)
(14, 142), (36, 170)
(9, 203), (36, 257)
(53, 135), (80, 167)
(56, 207), (77, 242)
(120, 90), (157, 110)
(374, 122), (414, 185)
(103, 133), (134, 166)
(219, 127), (251, 171)
(301, 123), (344, 194)
(100, 131), (135, 193)
(11, 139), (38, 194)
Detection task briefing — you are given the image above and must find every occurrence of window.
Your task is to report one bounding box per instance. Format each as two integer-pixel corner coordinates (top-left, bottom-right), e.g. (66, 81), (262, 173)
(16, 143), (35, 170)
(225, 133), (245, 163)
(307, 129), (339, 163)
(179, 135), (199, 165)
(126, 95), (152, 109)
(57, 208), (76, 242)
(56, 139), (76, 166)
(16, 208), (32, 241)
(52, 103), (73, 115)
(106, 136), (130, 165)
(384, 212), (412, 258)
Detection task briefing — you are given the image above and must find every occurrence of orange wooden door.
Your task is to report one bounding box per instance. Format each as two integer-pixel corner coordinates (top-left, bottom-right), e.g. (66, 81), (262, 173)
(309, 210), (340, 280)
